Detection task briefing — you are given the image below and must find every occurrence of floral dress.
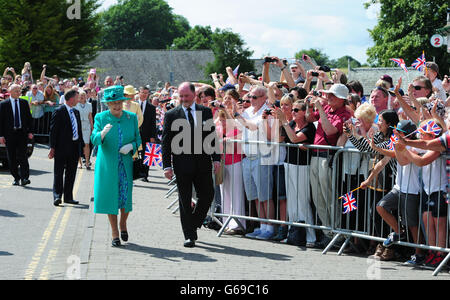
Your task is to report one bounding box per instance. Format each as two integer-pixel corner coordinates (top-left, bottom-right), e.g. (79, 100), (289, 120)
(117, 124), (128, 209)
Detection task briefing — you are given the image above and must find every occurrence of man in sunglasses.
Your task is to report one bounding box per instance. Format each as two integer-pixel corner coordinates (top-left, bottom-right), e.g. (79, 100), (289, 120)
(233, 86), (277, 240)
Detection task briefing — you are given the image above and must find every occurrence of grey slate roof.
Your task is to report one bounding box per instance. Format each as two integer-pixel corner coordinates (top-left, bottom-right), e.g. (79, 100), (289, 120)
(87, 49), (215, 89)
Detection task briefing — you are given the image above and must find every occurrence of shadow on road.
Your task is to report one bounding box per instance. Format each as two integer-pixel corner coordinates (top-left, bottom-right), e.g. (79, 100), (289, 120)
(121, 242), (217, 263)
(195, 241), (293, 261)
(0, 209), (24, 218)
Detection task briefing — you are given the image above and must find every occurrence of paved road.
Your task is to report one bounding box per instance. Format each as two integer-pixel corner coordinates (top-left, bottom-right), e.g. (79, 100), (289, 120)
(1, 145), (449, 281)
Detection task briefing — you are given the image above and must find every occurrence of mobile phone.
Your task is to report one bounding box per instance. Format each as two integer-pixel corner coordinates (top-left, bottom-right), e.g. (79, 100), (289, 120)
(302, 54), (308, 61)
(264, 109), (272, 115)
(264, 57), (277, 63)
(311, 72), (319, 77)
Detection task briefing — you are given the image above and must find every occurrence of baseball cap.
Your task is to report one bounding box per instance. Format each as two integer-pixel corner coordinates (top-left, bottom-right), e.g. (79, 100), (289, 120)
(396, 120), (417, 137)
(322, 83), (349, 100)
(426, 62), (439, 75)
(380, 75), (393, 88)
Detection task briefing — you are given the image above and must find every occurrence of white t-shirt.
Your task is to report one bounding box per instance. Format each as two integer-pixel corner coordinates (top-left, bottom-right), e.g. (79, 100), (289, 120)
(432, 78), (447, 102)
(421, 152), (447, 195)
(240, 103), (280, 165)
(394, 146), (425, 194)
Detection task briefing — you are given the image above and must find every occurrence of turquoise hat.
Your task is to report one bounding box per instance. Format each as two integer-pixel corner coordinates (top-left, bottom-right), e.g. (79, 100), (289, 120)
(101, 85), (128, 103)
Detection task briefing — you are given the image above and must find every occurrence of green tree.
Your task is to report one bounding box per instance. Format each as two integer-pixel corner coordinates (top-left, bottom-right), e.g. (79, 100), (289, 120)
(99, 0), (190, 50)
(204, 29), (255, 78)
(294, 48), (331, 67)
(0, 0), (101, 78)
(330, 55), (362, 69)
(365, 0), (449, 72)
(172, 25), (214, 50)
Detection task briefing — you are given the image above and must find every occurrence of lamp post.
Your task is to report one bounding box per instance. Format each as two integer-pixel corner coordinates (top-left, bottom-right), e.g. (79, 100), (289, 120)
(169, 43), (175, 84)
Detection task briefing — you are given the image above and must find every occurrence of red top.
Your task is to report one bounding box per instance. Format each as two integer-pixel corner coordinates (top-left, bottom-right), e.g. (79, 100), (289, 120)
(215, 121), (243, 165)
(312, 104), (351, 147)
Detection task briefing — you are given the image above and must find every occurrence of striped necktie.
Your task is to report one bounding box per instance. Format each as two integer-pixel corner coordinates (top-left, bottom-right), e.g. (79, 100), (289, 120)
(69, 108), (79, 140)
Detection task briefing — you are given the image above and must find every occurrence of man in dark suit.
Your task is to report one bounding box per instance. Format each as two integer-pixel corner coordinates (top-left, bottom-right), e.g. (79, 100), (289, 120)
(137, 86), (156, 182)
(0, 84), (33, 186)
(162, 82), (221, 248)
(49, 89), (84, 206)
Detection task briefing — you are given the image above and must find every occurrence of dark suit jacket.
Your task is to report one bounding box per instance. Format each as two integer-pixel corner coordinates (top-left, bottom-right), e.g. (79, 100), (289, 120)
(139, 101), (156, 143)
(0, 98), (33, 139)
(161, 104), (220, 173)
(49, 105), (84, 157)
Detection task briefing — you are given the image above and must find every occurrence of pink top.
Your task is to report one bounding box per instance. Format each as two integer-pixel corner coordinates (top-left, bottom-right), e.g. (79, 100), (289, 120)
(215, 121), (243, 165)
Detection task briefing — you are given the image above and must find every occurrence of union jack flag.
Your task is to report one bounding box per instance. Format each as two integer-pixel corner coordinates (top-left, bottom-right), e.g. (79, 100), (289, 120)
(386, 134), (398, 151)
(341, 191), (357, 214)
(411, 51), (426, 72)
(390, 58), (408, 73)
(143, 143), (162, 168)
(418, 120), (442, 136)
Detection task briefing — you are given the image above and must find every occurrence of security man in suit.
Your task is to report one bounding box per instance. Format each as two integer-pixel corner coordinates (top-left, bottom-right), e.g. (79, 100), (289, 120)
(0, 84), (33, 186)
(161, 82), (221, 248)
(49, 89), (84, 206)
(137, 86), (157, 182)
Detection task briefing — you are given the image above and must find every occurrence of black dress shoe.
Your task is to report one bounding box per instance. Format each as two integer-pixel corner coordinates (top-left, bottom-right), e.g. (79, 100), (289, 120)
(12, 180), (20, 186)
(141, 177), (149, 182)
(120, 231), (129, 242)
(53, 198), (62, 206)
(184, 239), (195, 248)
(64, 200), (79, 205)
(20, 179), (30, 186)
(112, 238), (121, 247)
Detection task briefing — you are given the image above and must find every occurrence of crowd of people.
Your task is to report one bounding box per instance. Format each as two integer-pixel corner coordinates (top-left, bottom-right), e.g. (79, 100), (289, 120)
(1, 56), (450, 270)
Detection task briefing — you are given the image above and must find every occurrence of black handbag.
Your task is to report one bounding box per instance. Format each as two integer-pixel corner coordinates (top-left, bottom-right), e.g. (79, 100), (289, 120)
(132, 152), (147, 180)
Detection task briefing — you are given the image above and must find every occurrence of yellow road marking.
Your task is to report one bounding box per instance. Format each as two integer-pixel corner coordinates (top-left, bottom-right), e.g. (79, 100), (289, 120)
(24, 168), (85, 280)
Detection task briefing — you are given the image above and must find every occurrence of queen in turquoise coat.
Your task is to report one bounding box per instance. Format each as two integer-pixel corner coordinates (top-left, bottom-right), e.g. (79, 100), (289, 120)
(91, 85), (141, 247)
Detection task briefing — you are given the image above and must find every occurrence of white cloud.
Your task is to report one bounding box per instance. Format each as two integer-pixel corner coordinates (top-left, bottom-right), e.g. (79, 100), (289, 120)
(101, 0), (379, 64)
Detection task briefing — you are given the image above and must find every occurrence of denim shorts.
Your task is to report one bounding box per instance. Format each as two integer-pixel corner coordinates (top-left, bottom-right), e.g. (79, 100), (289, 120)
(242, 157), (273, 202)
(377, 189), (420, 227)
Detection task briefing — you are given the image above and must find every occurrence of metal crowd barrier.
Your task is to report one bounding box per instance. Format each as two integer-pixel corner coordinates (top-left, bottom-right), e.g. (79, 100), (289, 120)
(211, 139), (450, 277)
(32, 105), (61, 138)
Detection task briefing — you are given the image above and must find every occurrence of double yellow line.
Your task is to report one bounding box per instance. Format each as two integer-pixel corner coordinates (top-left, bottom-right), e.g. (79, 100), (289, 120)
(24, 169), (84, 280)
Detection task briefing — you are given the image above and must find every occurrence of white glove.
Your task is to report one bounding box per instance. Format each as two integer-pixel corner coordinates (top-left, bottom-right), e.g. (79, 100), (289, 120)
(101, 124), (113, 140)
(119, 143), (133, 155)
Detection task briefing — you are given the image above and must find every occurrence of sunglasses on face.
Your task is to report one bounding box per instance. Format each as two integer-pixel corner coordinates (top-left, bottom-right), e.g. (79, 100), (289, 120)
(239, 99), (251, 104)
(292, 108), (305, 113)
(413, 85), (425, 90)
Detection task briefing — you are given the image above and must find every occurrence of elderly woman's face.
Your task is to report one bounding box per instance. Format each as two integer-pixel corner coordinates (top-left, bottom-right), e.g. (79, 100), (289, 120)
(108, 100), (123, 115)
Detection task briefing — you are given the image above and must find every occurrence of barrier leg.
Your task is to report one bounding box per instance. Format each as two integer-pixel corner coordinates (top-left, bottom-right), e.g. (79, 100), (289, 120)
(217, 217), (232, 237)
(166, 198), (178, 209)
(322, 233), (342, 255)
(432, 252), (450, 276)
(337, 236), (351, 256)
(165, 185), (178, 198)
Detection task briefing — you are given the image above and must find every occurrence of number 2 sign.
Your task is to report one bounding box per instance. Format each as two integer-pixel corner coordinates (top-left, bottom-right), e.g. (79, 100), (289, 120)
(430, 34), (444, 48)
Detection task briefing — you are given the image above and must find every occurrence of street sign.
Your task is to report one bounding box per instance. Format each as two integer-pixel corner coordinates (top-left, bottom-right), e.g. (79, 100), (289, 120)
(430, 34), (444, 47)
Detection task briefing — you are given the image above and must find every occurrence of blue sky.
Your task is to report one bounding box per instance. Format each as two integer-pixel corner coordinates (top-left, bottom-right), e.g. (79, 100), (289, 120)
(99, 0), (381, 64)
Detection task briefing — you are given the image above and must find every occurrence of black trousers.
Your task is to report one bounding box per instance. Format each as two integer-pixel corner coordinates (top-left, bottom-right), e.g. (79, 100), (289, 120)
(175, 168), (214, 240)
(5, 131), (29, 181)
(53, 151), (78, 202)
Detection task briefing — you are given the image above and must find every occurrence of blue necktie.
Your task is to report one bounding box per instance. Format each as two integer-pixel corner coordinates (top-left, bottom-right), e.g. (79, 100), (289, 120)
(69, 108), (78, 140)
(14, 99), (20, 128)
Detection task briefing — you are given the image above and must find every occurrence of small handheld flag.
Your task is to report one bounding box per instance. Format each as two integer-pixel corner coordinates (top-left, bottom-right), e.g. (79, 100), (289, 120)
(341, 191), (357, 214)
(411, 51), (426, 72)
(390, 58), (408, 73)
(417, 120), (442, 136)
(143, 143), (163, 168)
(386, 134), (399, 151)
